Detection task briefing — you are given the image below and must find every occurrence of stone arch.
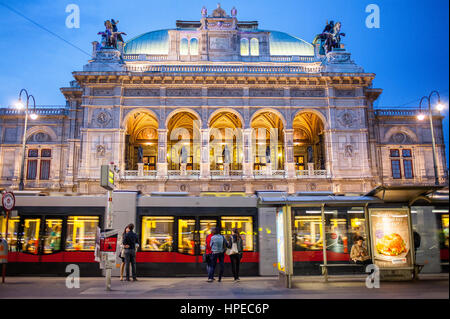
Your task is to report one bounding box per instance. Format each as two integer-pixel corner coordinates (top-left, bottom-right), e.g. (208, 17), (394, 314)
(165, 108), (202, 129)
(208, 108), (244, 128)
(250, 108), (287, 129)
(384, 126), (419, 144)
(292, 109), (328, 130)
(122, 108), (159, 130)
(26, 126), (57, 142)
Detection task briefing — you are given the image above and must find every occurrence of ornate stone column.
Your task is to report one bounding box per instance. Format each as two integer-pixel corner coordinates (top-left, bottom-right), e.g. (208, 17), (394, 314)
(243, 128), (253, 178)
(157, 129), (168, 178)
(284, 129), (295, 178)
(200, 128), (210, 179)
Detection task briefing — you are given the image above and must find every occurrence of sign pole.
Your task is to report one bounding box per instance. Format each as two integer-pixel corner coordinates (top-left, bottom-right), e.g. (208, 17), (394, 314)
(2, 211), (9, 283)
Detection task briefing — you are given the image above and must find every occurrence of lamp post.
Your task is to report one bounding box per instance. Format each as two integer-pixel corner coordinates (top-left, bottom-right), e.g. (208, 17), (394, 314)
(16, 89), (38, 191)
(417, 90), (445, 186)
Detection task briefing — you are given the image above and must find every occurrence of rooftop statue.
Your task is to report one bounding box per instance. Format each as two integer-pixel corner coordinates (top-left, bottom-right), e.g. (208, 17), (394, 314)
(98, 19), (127, 49)
(313, 20), (346, 55)
(201, 6), (207, 18)
(231, 6), (237, 18)
(212, 3), (227, 17)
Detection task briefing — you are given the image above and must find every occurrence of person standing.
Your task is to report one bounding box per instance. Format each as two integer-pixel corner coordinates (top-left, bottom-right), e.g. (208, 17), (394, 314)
(208, 227), (228, 282)
(205, 228), (214, 281)
(228, 228), (244, 282)
(118, 226), (128, 281)
(122, 223), (138, 281)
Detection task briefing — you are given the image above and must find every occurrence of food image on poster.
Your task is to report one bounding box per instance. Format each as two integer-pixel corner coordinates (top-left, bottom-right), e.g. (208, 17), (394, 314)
(369, 209), (411, 268)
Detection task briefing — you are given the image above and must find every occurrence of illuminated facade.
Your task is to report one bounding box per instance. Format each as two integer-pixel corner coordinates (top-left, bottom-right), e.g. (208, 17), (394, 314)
(1, 6), (447, 195)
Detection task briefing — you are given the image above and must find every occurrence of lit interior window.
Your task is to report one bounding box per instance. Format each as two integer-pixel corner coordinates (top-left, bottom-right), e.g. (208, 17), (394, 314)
(65, 216), (99, 251)
(220, 216), (254, 251)
(240, 38), (249, 56)
(141, 216), (174, 251)
(250, 38), (259, 56)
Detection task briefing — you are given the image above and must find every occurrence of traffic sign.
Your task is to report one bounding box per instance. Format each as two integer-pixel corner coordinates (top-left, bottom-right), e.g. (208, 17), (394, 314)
(1, 192), (15, 211)
(100, 165), (115, 190)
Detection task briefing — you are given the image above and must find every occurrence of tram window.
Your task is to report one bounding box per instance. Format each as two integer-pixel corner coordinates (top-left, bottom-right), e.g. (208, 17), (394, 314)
(22, 218), (41, 254)
(439, 214), (449, 249)
(66, 216), (99, 251)
(0, 216), (20, 252)
(43, 219), (62, 254)
(347, 208), (367, 245)
(325, 210), (349, 255)
(293, 211), (323, 251)
(141, 216), (174, 252)
(178, 219), (196, 255)
(199, 219), (217, 254)
(220, 216), (254, 251)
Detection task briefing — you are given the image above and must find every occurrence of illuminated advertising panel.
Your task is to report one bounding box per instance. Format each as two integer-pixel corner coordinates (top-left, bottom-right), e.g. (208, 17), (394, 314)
(369, 209), (412, 268)
(276, 207), (285, 272)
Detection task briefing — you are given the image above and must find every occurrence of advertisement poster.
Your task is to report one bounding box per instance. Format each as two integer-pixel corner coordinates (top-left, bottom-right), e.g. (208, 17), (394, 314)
(276, 208), (285, 272)
(369, 209), (412, 268)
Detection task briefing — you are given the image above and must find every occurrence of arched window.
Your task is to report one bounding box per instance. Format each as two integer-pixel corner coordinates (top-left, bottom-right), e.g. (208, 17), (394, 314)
(190, 38), (199, 55)
(180, 38), (188, 55)
(250, 38), (259, 56)
(240, 38), (249, 56)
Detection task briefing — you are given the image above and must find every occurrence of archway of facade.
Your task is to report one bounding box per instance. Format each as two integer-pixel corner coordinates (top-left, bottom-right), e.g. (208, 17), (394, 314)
(167, 111), (201, 170)
(124, 111), (159, 170)
(292, 111), (325, 171)
(209, 111), (243, 171)
(250, 111), (285, 171)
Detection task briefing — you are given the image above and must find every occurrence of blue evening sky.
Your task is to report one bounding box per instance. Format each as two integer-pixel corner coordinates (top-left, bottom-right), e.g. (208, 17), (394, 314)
(0, 0), (448, 163)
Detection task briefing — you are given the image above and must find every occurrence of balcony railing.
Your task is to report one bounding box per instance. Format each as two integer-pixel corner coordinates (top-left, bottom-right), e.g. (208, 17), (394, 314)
(253, 170), (286, 179)
(210, 170), (243, 179)
(167, 170), (200, 179)
(296, 170), (328, 178)
(0, 107), (68, 116)
(125, 64), (323, 74)
(121, 170), (157, 180)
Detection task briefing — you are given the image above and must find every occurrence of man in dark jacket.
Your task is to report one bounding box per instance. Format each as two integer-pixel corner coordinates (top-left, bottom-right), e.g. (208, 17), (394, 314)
(123, 223), (138, 281)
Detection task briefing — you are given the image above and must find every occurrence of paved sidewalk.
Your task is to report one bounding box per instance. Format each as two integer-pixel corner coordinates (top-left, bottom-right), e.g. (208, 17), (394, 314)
(0, 274), (448, 299)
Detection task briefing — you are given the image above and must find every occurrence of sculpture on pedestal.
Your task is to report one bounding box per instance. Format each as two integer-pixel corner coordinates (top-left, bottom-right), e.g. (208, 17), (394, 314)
(223, 145), (231, 164)
(307, 146), (314, 163)
(265, 145), (271, 164)
(137, 145), (143, 163)
(98, 19), (127, 49)
(313, 20), (346, 55)
(180, 146), (188, 164)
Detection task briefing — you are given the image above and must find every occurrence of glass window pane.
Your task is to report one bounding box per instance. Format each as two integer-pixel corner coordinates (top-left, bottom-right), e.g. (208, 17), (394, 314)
(22, 218), (41, 254)
(43, 219), (62, 254)
(403, 160), (413, 179)
(390, 149), (399, 157)
(293, 211), (323, 252)
(0, 216), (20, 252)
(220, 216), (254, 251)
(66, 216), (99, 251)
(391, 160), (401, 179)
(240, 38), (249, 56)
(40, 160), (51, 180)
(180, 38), (188, 55)
(27, 160), (37, 180)
(178, 219), (195, 255)
(28, 149), (38, 157)
(141, 216), (174, 251)
(325, 210), (354, 265)
(190, 38), (199, 55)
(41, 149), (52, 157)
(250, 38), (259, 56)
(199, 219), (217, 254)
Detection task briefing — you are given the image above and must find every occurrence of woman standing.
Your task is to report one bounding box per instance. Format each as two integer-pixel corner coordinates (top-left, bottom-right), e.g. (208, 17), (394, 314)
(228, 228), (244, 282)
(118, 226), (127, 281)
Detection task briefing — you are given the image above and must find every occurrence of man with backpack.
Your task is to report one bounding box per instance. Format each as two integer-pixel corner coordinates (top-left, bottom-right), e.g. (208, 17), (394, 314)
(207, 227), (228, 282)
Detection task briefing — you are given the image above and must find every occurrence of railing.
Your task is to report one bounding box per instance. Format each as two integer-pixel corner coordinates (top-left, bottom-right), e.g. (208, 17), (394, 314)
(121, 170), (157, 179)
(374, 109), (419, 117)
(123, 54), (169, 61)
(296, 169), (328, 178)
(0, 107), (68, 116)
(125, 64), (323, 74)
(167, 170), (200, 179)
(253, 170), (286, 179)
(270, 55), (316, 62)
(210, 170), (243, 179)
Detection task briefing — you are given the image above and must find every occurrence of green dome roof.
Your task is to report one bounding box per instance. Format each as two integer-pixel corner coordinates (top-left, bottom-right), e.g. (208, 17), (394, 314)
(124, 29), (314, 56)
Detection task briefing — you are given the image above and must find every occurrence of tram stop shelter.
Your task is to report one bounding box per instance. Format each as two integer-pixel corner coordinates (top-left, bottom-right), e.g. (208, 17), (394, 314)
(257, 185), (446, 288)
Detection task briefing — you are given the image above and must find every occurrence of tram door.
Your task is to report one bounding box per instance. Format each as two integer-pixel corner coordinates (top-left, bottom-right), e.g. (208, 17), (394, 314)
(177, 217), (218, 260)
(19, 216), (64, 261)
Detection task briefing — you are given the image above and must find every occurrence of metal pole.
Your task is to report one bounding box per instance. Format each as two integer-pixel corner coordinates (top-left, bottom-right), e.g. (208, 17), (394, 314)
(105, 268), (111, 291)
(428, 101), (440, 185)
(321, 204), (328, 281)
(18, 103), (29, 191)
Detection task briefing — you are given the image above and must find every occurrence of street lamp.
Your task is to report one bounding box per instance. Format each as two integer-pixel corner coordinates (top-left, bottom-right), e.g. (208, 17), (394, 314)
(417, 90), (445, 186)
(16, 89), (38, 191)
